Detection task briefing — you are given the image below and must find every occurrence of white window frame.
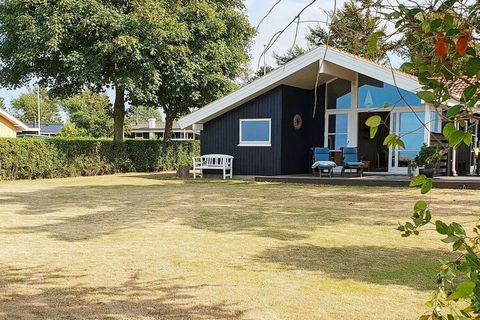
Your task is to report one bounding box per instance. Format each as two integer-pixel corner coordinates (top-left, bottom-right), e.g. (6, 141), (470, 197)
(324, 77), (356, 150)
(238, 118), (271, 147)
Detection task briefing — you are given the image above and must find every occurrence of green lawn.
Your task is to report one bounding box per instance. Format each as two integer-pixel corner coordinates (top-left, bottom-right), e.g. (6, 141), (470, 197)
(0, 174), (478, 319)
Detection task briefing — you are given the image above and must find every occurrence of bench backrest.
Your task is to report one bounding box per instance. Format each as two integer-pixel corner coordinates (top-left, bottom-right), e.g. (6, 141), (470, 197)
(201, 154), (233, 167)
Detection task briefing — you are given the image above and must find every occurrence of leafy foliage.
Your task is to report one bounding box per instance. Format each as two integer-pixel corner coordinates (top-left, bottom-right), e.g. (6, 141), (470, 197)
(62, 91), (113, 138)
(10, 87), (61, 124)
(0, 138), (199, 180)
(131, 1), (255, 141)
(274, 0), (397, 65)
(364, 0), (480, 318)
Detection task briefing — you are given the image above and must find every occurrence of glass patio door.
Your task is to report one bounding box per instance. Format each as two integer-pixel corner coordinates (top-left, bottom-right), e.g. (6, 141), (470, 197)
(389, 111), (426, 172)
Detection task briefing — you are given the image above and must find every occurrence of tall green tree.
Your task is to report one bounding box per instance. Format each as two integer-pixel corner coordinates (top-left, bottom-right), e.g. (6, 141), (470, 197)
(0, 0), (185, 141)
(62, 91), (113, 138)
(10, 87), (61, 124)
(274, 0), (396, 65)
(131, 1), (255, 140)
(128, 105), (163, 124)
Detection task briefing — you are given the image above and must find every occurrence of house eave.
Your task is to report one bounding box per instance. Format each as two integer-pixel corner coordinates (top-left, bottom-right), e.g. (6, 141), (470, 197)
(179, 45), (421, 129)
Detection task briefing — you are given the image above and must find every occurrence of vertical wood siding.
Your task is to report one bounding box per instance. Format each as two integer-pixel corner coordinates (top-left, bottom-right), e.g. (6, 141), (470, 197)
(201, 87), (283, 176)
(201, 85), (326, 176)
(281, 86), (313, 174)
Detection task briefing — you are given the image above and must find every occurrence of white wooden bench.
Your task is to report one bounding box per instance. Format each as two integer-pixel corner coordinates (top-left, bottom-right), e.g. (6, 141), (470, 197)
(192, 154), (234, 179)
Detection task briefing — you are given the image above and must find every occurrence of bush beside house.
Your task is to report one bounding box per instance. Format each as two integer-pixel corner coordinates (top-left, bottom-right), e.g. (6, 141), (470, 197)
(0, 138), (199, 180)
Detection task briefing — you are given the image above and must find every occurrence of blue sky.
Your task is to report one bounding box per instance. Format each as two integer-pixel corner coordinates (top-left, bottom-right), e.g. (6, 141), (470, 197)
(1, 0), (403, 111)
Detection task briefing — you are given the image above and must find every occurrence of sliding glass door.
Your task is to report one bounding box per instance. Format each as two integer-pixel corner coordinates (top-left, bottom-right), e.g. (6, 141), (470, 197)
(389, 110), (426, 172)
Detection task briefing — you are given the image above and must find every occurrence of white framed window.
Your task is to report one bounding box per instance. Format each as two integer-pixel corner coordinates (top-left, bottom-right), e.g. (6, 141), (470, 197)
(239, 118), (271, 147)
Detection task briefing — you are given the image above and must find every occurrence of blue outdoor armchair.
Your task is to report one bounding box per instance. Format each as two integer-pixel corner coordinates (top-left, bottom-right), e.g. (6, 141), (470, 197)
(341, 147), (365, 177)
(311, 147), (337, 177)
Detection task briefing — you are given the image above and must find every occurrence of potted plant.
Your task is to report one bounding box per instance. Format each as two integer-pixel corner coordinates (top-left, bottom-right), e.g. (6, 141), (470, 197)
(415, 144), (441, 178)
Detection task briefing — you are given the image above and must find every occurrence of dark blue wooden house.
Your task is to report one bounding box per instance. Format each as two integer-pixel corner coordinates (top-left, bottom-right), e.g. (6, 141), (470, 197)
(180, 46), (476, 176)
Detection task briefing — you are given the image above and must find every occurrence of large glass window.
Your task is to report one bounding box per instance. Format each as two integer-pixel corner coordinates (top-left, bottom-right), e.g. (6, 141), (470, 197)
(327, 114), (348, 150)
(358, 74), (421, 109)
(239, 119), (271, 146)
(397, 112), (425, 167)
(327, 79), (351, 109)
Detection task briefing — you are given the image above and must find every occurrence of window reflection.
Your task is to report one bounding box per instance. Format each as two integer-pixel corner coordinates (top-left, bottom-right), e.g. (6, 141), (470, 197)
(358, 74), (421, 109)
(328, 114), (348, 150)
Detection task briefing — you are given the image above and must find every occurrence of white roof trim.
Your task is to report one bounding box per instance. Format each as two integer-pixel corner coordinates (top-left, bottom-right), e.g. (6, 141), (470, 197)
(0, 108), (30, 131)
(179, 46), (421, 129)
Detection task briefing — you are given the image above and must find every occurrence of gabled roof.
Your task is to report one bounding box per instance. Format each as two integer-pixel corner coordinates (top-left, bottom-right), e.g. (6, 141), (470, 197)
(25, 123), (64, 134)
(0, 108), (29, 131)
(179, 45), (421, 128)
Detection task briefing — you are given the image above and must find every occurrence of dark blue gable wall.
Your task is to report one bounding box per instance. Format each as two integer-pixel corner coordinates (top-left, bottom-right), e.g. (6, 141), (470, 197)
(201, 84), (326, 176)
(201, 87), (283, 175)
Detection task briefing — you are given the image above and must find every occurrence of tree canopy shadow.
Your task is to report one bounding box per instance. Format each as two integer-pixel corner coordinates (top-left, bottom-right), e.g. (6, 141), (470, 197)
(0, 265), (244, 320)
(255, 244), (450, 291)
(2, 178), (478, 242)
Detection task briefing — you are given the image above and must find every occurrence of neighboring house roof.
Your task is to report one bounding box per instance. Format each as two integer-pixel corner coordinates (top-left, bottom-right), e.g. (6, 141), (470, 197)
(131, 121), (190, 131)
(179, 45), (422, 128)
(449, 77), (477, 97)
(0, 108), (30, 131)
(24, 123), (64, 134)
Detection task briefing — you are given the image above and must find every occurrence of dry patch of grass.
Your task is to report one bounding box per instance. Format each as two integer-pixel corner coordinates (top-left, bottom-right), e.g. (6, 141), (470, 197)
(0, 173), (478, 319)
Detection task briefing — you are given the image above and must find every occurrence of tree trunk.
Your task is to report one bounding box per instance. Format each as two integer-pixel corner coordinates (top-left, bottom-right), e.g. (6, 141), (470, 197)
(113, 85), (125, 142)
(164, 109), (175, 142)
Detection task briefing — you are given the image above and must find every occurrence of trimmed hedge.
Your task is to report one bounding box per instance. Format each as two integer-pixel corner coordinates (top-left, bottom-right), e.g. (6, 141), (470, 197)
(0, 138), (200, 180)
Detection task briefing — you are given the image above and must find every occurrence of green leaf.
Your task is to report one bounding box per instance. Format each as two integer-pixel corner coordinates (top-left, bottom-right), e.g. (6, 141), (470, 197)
(449, 130), (467, 147)
(462, 85), (477, 102)
(370, 126), (378, 139)
(446, 105), (462, 118)
(421, 178), (433, 194)
(451, 222), (466, 236)
(410, 175), (427, 187)
(442, 235), (460, 243)
(464, 133), (473, 146)
(383, 134), (397, 146)
(365, 115), (382, 127)
(421, 21), (431, 33)
(466, 58), (480, 77)
(414, 200), (428, 211)
(447, 281), (475, 300)
(443, 123), (456, 139)
(435, 220), (450, 235)
(367, 37), (378, 54)
(416, 91), (436, 103)
(397, 139), (406, 149)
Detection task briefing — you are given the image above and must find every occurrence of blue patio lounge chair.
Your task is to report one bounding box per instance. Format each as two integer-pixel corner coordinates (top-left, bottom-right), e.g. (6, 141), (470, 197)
(341, 147), (365, 177)
(311, 147), (337, 177)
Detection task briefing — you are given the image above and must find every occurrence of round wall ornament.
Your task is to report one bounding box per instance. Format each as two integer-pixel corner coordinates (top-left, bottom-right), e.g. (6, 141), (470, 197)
(293, 114), (302, 130)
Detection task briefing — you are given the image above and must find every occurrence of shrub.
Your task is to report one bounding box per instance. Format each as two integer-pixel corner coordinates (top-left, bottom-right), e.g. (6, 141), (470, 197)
(0, 138), (199, 180)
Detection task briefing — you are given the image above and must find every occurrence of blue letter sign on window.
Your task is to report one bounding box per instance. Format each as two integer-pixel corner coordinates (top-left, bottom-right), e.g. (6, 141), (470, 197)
(240, 119), (271, 146)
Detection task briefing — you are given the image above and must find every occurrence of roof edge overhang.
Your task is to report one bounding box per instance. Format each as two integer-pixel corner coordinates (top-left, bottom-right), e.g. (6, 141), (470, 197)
(179, 46), (422, 129)
(0, 108), (30, 131)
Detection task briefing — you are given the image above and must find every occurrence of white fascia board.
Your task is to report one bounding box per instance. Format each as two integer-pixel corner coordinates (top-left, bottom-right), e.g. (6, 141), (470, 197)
(178, 46), (328, 129)
(323, 49), (421, 92)
(0, 108), (29, 131)
(179, 46), (422, 128)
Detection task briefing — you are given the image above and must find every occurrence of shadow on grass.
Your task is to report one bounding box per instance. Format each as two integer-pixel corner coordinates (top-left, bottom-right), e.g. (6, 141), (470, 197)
(2, 176), (479, 242)
(0, 265), (244, 320)
(256, 244), (449, 291)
